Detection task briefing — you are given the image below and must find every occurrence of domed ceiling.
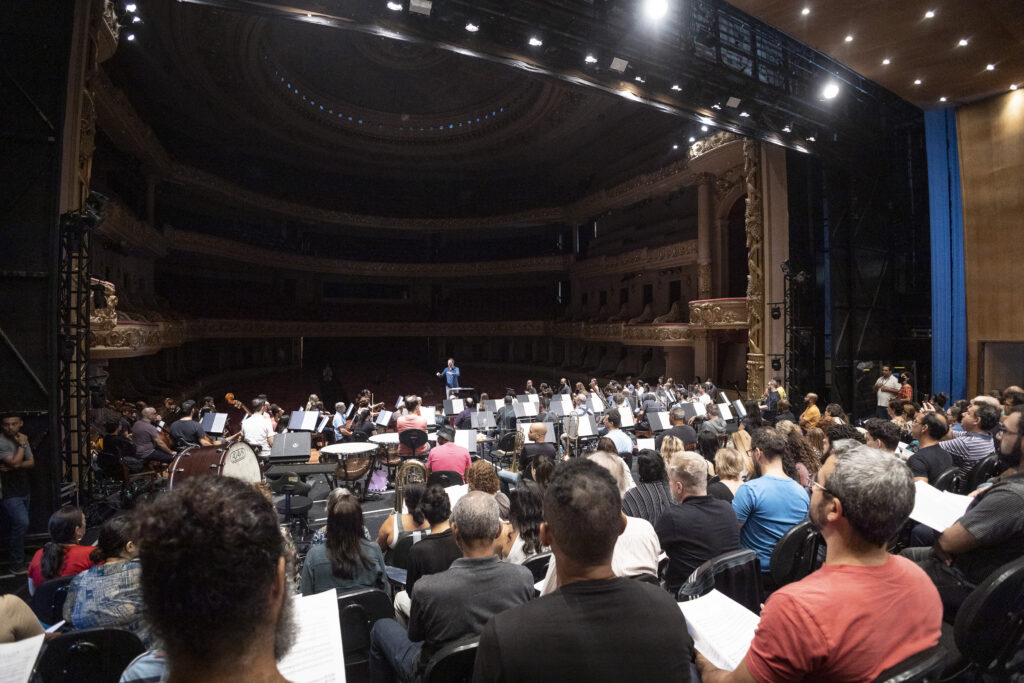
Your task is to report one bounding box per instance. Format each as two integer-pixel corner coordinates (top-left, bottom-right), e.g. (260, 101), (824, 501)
(103, 0), (687, 218)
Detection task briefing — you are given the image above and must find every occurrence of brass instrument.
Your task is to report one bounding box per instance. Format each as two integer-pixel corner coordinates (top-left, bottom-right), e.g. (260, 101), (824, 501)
(394, 459), (428, 512)
(509, 427), (526, 474)
(562, 413), (580, 459)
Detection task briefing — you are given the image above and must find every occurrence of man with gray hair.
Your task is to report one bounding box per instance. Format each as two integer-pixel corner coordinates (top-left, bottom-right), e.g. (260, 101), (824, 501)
(698, 446), (942, 682)
(655, 405), (698, 451)
(656, 453), (739, 593)
(370, 491), (533, 682)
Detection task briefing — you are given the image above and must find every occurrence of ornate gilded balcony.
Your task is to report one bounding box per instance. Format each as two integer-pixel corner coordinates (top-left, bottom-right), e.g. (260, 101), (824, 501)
(687, 297), (749, 330)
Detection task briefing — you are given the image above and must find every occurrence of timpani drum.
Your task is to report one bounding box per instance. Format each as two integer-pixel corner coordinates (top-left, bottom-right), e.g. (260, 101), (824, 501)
(168, 441), (262, 490)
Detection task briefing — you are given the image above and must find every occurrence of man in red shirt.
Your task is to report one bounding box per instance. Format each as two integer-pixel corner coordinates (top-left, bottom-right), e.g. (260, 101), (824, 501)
(397, 395), (429, 457)
(425, 426), (471, 479)
(698, 445), (942, 682)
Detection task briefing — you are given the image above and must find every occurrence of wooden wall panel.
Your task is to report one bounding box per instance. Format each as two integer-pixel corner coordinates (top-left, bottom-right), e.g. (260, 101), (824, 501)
(957, 91), (1024, 394)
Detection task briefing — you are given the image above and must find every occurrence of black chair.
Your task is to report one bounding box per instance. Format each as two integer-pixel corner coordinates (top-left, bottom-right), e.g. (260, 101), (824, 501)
(336, 588), (395, 683)
(420, 636), (479, 683)
(491, 432), (517, 467)
(35, 628), (145, 683)
(962, 453), (1000, 494)
(350, 431), (369, 442)
(399, 429), (429, 456)
(944, 555), (1024, 679)
(677, 549), (762, 614)
(523, 552), (552, 583)
(31, 575), (75, 626)
(427, 470), (464, 487)
(769, 520), (825, 589)
(931, 467), (959, 493)
(870, 644), (947, 682)
(270, 472), (313, 538)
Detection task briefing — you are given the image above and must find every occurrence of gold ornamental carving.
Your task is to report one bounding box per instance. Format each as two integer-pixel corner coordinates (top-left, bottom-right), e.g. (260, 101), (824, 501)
(688, 131), (738, 160)
(743, 139), (765, 397)
(688, 298), (748, 330)
(572, 241), (697, 279)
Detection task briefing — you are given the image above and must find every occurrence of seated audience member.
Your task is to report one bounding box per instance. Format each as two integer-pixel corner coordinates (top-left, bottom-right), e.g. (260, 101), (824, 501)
(730, 429), (754, 476)
(397, 395), (429, 457)
(907, 413), (953, 483)
(531, 455), (555, 491)
(773, 399), (796, 426)
(474, 459), (695, 682)
(301, 488), (386, 596)
(824, 423), (866, 457)
(500, 481), (547, 564)
(135, 476), (296, 683)
(656, 453), (740, 593)
(587, 449), (636, 494)
(799, 393), (821, 431)
(776, 422), (822, 488)
(28, 505), (94, 595)
(696, 432), (720, 474)
(425, 426), (471, 479)
(655, 406), (698, 451)
(805, 427), (825, 460)
(167, 400), (211, 451)
(903, 407), (1024, 619)
(132, 406), (175, 464)
(520, 423), (557, 479)
(371, 491), (534, 682)
(394, 484), (462, 620)
(864, 418), (901, 456)
(465, 460), (510, 519)
(0, 594), (43, 643)
(733, 430), (810, 580)
(660, 434), (687, 464)
(622, 450), (673, 524)
(698, 446), (942, 682)
(539, 454), (660, 594)
(64, 512), (150, 645)
(937, 402), (1000, 477)
(376, 483), (430, 552)
(708, 447), (745, 502)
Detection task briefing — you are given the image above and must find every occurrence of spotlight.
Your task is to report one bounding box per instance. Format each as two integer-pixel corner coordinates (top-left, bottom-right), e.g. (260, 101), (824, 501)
(882, 58), (891, 65)
(671, 84), (681, 91)
(386, 1), (402, 9)
(914, 79), (922, 85)
(770, 306), (782, 320)
(821, 81), (840, 99)
(958, 38), (968, 47)
(131, 15), (141, 22)
(986, 63), (995, 71)
(939, 96), (947, 102)
(700, 125), (708, 132)
(924, 9), (935, 18)
(782, 125), (792, 133)
(807, 136), (816, 142)
(771, 358), (782, 371)
(125, 3), (137, 11)
(634, 75), (645, 83)
(585, 54), (598, 64)
(739, 111), (750, 117)
(672, 144), (679, 150)
(126, 33), (135, 41)
(642, 0), (669, 21)
(688, 136), (695, 142)
(801, 7), (810, 15)
(528, 36), (543, 46)
(711, 103), (722, 109)
(844, 34), (853, 42)
(1012, 84), (1019, 91)
(465, 22), (479, 32)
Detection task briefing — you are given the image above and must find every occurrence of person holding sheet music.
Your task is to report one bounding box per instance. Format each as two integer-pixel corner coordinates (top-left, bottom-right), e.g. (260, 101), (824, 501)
(436, 358), (460, 396)
(697, 446), (941, 683)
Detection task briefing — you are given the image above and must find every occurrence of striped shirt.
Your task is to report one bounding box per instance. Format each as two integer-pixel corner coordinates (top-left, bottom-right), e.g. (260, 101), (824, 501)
(938, 432), (994, 477)
(622, 482), (674, 525)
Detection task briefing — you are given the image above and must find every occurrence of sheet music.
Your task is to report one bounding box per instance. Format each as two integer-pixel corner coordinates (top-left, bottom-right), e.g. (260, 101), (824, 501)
(693, 401), (707, 417)
(910, 481), (973, 532)
(201, 412), (228, 434)
(455, 429), (477, 451)
(637, 438), (655, 451)
(527, 393), (540, 404)
(514, 401), (538, 418)
(395, 396), (404, 410)
(618, 406), (635, 427)
(718, 404), (733, 421)
(316, 416), (330, 433)
(720, 392), (729, 403)
(277, 589), (346, 683)
(420, 406), (436, 425)
(345, 404), (355, 419)
(375, 410), (393, 426)
(732, 400), (747, 418)
(0, 633), (44, 683)
(678, 589), (760, 672)
(449, 398), (464, 413)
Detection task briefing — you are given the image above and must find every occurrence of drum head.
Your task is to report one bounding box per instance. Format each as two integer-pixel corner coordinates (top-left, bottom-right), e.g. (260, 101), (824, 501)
(220, 441), (262, 484)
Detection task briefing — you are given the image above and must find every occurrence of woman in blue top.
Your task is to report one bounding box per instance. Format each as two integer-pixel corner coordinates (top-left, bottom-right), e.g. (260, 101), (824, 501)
(301, 488), (386, 596)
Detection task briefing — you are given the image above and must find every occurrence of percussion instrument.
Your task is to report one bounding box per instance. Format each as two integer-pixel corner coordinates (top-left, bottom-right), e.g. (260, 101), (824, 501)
(319, 442), (378, 462)
(369, 432), (438, 445)
(168, 441), (261, 489)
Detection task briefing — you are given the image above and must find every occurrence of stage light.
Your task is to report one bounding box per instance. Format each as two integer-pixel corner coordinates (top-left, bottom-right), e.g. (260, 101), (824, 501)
(807, 136), (816, 141)
(643, 0), (669, 21)
(672, 144), (678, 150)
(465, 22), (479, 32)
(701, 125), (708, 131)
(711, 103), (722, 109)
(528, 36), (543, 46)
(844, 35), (853, 42)
(671, 84), (681, 91)
(924, 10), (935, 18)
(801, 7), (810, 15)
(386, 1), (402, 10)
(771, 358), (782, 371)
(739, 111), (750, 117)
(132, 15), (141, 22)
(125, 3), (137, 11)
(958, 38), (968, 47)
(986, 63), (995, 71)
(126, 33), (135, 41)
(1012, 84), (1019, 91)
(634, 75), (645, 83)
(821, 82), (840, 99)
(882, 58), (891, 65)
(585, 54), (598, 64)
(940, 96), (947, 102)
(782, 125), (791, 133)
(914, 79), (922, 85)
(689, 136), (695, 142)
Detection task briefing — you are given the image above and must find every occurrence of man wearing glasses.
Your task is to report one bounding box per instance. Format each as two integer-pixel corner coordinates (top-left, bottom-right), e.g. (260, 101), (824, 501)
(699, 446), (942, 682)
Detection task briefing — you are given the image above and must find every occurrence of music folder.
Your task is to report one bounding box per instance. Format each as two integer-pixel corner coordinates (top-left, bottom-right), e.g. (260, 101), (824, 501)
(732, 400), (747, 418)
(270, 431), (311, 464)
(648, 412), (672, 431)
(718, 403), (734, 421)
(513, 401), (538, 418)
(443, 398), (465, 415)
(395, 396), (404, 410)
(518, 422), (555, 443)
(454, 429), (477, 452)
(720, 392), (729, 404)
(471, 412), (496, 429)
(617, 406), (635, 427)
(287, 410), (319, 431)
(375, 410), (393, 427)
(200, 412), (228, 434)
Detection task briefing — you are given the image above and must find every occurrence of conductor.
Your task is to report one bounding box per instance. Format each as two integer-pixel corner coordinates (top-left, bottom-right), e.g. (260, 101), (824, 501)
(437, 358), (460, 397)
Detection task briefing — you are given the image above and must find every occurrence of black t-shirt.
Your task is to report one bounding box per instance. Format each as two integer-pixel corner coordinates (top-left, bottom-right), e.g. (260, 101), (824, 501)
(473, 577), (694, 682)
(406, 529), (462, 597)
(655, 425), (698, 450)
(520, 442), (557, 478)
(707, 479), (735, 503)
(655, 494), (740, 592)
(168, 419), (207, 450)
(907, 444), (953, 483)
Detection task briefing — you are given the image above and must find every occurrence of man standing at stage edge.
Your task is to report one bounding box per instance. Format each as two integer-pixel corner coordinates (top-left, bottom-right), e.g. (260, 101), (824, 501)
(1, 414), (34, 575)
(874, 365), (900, 419)
(437, 358), (460, 398)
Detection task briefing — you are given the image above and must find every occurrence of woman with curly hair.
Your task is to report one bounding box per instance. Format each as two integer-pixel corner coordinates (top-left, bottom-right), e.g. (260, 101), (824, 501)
(499, 481), (547, 564)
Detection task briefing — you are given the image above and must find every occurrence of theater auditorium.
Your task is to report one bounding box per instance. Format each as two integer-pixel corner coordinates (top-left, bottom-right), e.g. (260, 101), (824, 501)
(1, 0), (1022, 680)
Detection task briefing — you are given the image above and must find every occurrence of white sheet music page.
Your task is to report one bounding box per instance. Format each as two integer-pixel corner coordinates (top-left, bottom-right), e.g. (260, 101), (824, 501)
(910, 481), (973, 532)
(678, 589), (760, 672)
(278, 589), (346, 683)
(0, 633), (44, 683)
(637, 438), (655, 451)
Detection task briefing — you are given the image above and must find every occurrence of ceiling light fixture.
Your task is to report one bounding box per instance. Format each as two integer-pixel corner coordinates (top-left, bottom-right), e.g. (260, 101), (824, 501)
(924, 10), (935, 18)
(671, 84), (681, 91)
(125, 3), (137, 11)
(465, 22), (479, 32)
(701, 125), (708, 132)
(844, 34), (853, 42)
(642, 0), (669, 21)
(801, 7), (810, 15)
(610, 57), (629, 73)
(711, 103), (722, 109)
(882, 58), (891, 65)
(807, 136), (816, 142)
(939, 96), (947, 102)
(528, 36), (543, 47)
(914, 79), (922, 85)
(782, 125), (792, 133)
(132, 15), (141, 22)
(672, 144), (679, 150)
(1012, 84), (1019, 91)
(126, 33), (135, 40)
(986, 63), (995, 71)
(585, 54), (598, 64)
(635, 75), (646, 83)
(958, 38), (968, 47)
(689, 136), (696, 142)
(386, 1), (402, 10)
(821, 81), (840, 99)
(739, 111), (750, 117)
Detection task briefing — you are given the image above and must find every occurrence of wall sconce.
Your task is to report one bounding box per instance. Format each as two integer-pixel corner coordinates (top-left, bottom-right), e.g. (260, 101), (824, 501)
(771, 358), (782, 371)
(770, 305), (782, 320)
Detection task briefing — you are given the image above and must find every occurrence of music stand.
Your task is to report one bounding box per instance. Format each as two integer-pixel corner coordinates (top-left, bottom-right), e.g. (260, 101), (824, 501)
(587, 394), (606, 414)
(375, 410), (394, 427)
(345, 404), (355, 419)
(637, 437), (656, 451)
(316, 415), (330, 433)
(562, 414), (598, 437)
(679, 403), (698, 421)
(443, 398), (465, 416)
(200, 412), (228, 435)
(471, 412), (496, 430)
(720, 392), (730, 404)
(287, 411), (319, 431)
(420, 406), (437, 427)
(394, 396), (404, 410)
(617, 406), (635, 428)
(454, 429), (477, 451)
(513, 401), (538, 419)
(693, 401), (707, 417)
(732, 400), (748, 418)
(648, 412), (672, 432)
(718, 403), (734, 421)
(485, 399), (504, 413)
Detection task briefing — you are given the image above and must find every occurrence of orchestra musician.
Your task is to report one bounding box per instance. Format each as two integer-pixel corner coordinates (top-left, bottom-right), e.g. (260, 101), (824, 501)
(168, 400), (213, 451)
(241, 398), (275, 457)
(132, 407), (176, 465)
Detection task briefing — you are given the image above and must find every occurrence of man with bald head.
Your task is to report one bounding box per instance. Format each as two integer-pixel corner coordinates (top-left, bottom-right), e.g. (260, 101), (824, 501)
(520, 423), (557, 479)
(132, 407), (175, 465)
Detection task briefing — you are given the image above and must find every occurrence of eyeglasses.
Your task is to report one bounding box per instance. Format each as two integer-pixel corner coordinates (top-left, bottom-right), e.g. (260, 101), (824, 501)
(810, 479), (835, 497)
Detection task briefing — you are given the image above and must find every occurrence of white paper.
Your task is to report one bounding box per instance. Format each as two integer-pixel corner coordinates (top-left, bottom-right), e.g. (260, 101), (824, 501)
(0, 633), (44, 683)
(455, 429), (477, 451)
(637, 438), (655, 451)
(528, 393), (540, 404)
(449, 398), (464, 413)
(420, 406), (436, 425)
(693, 401), (707, 417)
(278, 590), (346, 683)
(678, 589), (760, 672)
(910, 481), (973, 532)
(618, 406), (635, 427)
(718, 404), (733, 421)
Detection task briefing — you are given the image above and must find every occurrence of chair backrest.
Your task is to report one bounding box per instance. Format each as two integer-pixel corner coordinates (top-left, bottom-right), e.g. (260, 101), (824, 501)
(677, 549), (762, 614)
(769, 520), (824, 588)
(964, 453), (1000, 494)
(269, 472), (311, 496)
(95, 451), (127, 482)
(427, 470), (464, 487)
(336, 588), (395, 666)
(953, 555), (1024, 673)
(421, 636), (479, 683)
(31, 575), (76, 625)
(399, 429), (428, 450)
(496, 432), (516, 452)
(389, 532), (420, 570)
(869, 644), (948, 683)
(350, 431), (369, 442)
(35, 628), (145, 683)
(522, 552), (552, 583)
(931, 467), (959, 492)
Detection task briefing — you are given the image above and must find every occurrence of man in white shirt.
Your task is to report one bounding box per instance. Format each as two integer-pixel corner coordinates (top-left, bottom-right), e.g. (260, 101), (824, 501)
(242, 398), (275, 456)
(697, 385), (713, 407)
(874, 365), (900, 419)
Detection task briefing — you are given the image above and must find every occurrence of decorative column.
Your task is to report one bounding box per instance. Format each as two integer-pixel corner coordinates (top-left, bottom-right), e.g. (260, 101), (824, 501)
(693, 330), (717, 382)
(743, 140), (765, 397)
(696, 174), (714, 300)
(713, 217), (728, 297)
